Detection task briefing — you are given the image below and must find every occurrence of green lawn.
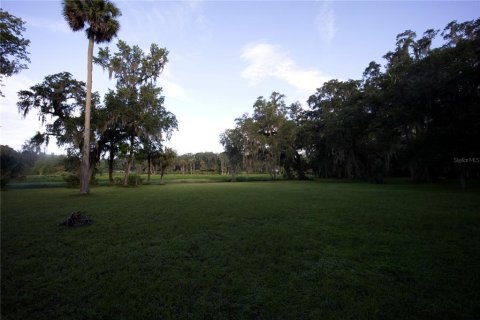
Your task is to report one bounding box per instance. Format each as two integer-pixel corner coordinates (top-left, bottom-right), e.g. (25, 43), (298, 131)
(1, 181), (479, 319)
(7, 173), (277, 188)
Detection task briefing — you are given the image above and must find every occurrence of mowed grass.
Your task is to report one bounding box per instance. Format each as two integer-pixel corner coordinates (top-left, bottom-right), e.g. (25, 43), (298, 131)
(1, 181), (480, 319)
(8, 173), (277, 188)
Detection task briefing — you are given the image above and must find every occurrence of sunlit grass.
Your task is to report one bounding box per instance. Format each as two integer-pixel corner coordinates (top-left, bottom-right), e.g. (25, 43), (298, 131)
(2, 181), (479, 319)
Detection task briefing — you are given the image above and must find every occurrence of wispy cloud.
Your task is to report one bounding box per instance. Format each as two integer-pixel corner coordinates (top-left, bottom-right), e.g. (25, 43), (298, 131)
(241, 42), (330, 94)
(123, 0), (212, 42)
(27, 18), (70, 34)
(314, 2), (336, 44)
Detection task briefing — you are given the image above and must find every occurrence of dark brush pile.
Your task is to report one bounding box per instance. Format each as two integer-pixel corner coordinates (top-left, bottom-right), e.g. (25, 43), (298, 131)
(59, 211), (92, 227)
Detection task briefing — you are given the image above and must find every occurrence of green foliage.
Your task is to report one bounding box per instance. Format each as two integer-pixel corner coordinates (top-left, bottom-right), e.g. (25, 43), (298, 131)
(95, 40), (177, 184)
(2, 181), (479, 318)
(62, 172), (80, 188)
(221, 92), (301, 180)
(5, 172), (281, 187)
(114, 173), (143, 187)
(16, 72), (97, 152)
(127, 174), (143, 186)
(63, 0), (122, 194)
(32, 154), (66, 175)
(0, 145), (23, 188)
(62, 0), (121, 44)
(220, 128), (244, 180)
(220, 18), (480, 184)
(0, 9), (30, 95)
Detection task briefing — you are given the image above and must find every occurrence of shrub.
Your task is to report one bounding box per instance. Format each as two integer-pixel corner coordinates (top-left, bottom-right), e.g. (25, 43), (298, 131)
(1, 145), (24, 189)
(128, 174), (143, 186)
(62, 173), (80, 188)
(114, 174), (143, 187)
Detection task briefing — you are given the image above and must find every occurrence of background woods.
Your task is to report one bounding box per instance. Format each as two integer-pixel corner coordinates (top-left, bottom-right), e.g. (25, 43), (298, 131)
(1, 9), (479, 188)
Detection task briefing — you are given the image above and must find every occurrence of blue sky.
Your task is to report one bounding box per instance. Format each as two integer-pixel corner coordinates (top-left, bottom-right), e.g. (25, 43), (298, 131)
(1, 1), (479, 154)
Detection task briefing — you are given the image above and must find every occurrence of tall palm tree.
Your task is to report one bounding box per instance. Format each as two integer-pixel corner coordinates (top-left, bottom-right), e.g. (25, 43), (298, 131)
(62, 0), (121, 194)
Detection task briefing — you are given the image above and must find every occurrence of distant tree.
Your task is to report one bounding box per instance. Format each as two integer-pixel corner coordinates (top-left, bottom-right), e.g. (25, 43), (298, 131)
(380, 19), (480, 183)
(441, 19), (480, 48)
(234, 114), (259, 173)
(251, 92), (288, 179)
(175, 154), (195, 174)
(20, 141), (40, 173)
(250, 93), (305, 179)
(307, 79), (368, 179)
(220, 128), (244, 182)
(17, 72), (88, 147)
(193, 152), (220, 173)
(95, 40), (176, 186)
(99, 90), (128, 184)
(32, 154), (66, 175)
(222, 93), (303, 179)
(303, 18), (480, 185)
(17, 72), (101, 178)
(0, 9), (30, 96)
(63, 0), (121, 194)
(157, 148), (176, 184)
(218, 152), (228, 175)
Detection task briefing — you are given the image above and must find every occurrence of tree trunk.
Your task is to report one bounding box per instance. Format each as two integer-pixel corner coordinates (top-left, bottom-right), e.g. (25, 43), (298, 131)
(231, 164), (237, 182)
(80, 34), (95, 194)
(124, 136), (134, 186)
(124, 154), (132, 186)
(160, 168), (165, 185)
(108, 146), (114, 185)
(147, 153), (151, 183)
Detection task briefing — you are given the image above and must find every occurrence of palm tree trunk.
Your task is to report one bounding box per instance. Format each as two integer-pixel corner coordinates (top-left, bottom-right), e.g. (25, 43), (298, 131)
(80, 34), (94, 195)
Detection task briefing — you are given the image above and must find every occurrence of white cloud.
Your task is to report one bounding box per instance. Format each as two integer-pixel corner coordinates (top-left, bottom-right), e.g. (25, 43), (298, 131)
(314, 2), (336, 43)
(160, 65), (190, 102)
(241, 43), (330, 94)
(163, 114), (225, 155)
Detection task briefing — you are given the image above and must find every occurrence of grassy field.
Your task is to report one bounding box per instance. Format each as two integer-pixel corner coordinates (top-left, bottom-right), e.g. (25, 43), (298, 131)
(1, 180), (480, 319)
(7, 173), (277, 188)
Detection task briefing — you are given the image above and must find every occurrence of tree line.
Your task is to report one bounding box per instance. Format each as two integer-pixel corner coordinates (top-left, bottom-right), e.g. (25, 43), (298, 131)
(221, 19), (480, 186)
(0, 145), (233, 188)
(1, 2), (179, 190)
(2, 6), (479, 189)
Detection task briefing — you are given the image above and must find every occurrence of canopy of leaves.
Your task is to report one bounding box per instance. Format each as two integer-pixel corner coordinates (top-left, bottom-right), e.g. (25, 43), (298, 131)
(0, 9), (30, 95)
(16, 72), (102, 157)
(62, 0), (121, 43)
(221, 18), (480, 183)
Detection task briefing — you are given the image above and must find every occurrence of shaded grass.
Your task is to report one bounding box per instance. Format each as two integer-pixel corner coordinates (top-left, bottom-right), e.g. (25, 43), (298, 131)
(8, 173), (278, 188)
(2, 181), (480, 319)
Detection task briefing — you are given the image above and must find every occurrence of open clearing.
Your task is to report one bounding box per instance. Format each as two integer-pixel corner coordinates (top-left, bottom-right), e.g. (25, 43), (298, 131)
(1, 180), (480, 319)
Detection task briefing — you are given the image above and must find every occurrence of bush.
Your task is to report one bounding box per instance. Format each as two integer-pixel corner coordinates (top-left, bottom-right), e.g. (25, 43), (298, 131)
(1, 145), (24, 189)
(128, 174), (143, 186)
(114, 177), (123, 186)
(62, 173), (80, 188)
(62, 173), (99, 188)
(114, 174), (143, 187)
